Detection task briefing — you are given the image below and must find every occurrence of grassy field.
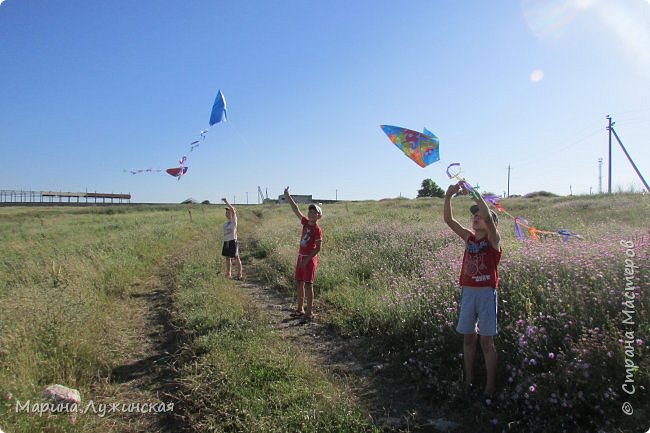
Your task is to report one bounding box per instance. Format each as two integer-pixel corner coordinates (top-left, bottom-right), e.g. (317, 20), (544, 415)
(244, 194), (649, 432)
(0, 205), (376, 432)
(0, 205), (203, 432)
(0, 194), (648, 432)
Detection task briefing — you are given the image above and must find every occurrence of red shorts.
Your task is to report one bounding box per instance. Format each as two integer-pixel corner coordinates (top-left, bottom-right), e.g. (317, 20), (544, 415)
(295, 254), (318, 283)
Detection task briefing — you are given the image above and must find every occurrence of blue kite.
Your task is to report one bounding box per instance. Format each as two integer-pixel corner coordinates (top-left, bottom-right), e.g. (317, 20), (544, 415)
(209, 90), (227, 126)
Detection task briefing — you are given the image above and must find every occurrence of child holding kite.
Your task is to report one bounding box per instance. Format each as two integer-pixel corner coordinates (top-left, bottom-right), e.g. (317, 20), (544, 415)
(444, 181), (501, 402)
(284, 187), (323, 320)
(222, 198), (243, 279)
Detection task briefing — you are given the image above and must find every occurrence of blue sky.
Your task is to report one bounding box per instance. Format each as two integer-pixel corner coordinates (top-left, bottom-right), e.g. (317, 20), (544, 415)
(1, 0), (649, 203)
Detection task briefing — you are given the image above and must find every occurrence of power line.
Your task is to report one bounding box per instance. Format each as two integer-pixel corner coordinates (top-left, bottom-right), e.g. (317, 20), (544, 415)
(510, 127), (604, 168)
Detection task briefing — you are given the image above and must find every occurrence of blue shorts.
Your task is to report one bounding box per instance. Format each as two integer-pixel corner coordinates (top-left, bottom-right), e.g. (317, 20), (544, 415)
(456, 286), (498, 336)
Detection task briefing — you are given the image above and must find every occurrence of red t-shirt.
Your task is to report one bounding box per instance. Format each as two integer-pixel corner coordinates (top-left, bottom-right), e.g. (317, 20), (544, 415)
(298, 217), (323, 255)
(459, 234), (501, 288)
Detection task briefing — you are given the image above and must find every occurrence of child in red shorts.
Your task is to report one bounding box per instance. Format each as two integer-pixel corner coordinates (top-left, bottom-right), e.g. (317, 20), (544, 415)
(284, 186), (323, 319)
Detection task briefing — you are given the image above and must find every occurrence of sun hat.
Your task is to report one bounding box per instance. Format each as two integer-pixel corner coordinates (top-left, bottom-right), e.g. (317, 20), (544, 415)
(308, 204), (322, 216)
(470, 204), (498, 224)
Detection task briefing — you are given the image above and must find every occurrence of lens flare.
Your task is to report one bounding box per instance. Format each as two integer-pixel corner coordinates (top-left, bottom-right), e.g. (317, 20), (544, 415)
(530, 69), (545, 82)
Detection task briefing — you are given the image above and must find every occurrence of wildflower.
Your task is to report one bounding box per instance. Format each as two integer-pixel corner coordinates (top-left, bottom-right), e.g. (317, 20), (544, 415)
(526, 326), (537, 337)
(548, 352), (555, 360)
(529, 385), (536, 392)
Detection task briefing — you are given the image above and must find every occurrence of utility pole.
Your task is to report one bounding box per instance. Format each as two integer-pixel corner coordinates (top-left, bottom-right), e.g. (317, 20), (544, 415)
(506, 164), (511, 198)
(607, 115), (613, 194)
(598, 158), (603, 194)
(610, 123), (650, 193)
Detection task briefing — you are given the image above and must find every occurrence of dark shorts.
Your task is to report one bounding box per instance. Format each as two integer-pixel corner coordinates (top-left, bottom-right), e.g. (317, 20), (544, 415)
(295, 254), (318, 284)
(222, 240), (239, 258)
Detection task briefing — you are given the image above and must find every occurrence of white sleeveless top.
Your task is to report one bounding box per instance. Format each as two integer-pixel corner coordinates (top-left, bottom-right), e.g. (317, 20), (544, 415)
(223, 217), (237, 242)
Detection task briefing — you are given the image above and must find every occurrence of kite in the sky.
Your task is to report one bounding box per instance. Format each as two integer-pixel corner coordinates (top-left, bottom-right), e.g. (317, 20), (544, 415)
(126, 158), (188, 179)
(187, 89), (227, 153)
(125, 89), (227, 179)
(380, 125), (440, 168)
(446, 162), (582, 242)
(210, 90), (227, 126)
(166, 156), (188, 180)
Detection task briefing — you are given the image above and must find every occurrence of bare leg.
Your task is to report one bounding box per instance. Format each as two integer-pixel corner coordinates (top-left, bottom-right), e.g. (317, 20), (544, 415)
(463, 333), (478, 386)
(296, 281), (305, 314)
(226, 257), (232, 278)
(304, 282), (314, 317)
(480, 335), (497, 395)
(235, 256), (243, 278)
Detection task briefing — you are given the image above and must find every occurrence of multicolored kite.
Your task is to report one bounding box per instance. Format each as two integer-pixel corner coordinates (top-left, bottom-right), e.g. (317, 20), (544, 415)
(380, 125), (440, 168)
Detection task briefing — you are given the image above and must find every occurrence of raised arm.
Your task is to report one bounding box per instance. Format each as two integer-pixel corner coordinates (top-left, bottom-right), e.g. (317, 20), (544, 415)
(472, 191), (500, 251)
(222, 198), (236, 214)
(284, 187), (304, 220)
(444, 182), (473, 242)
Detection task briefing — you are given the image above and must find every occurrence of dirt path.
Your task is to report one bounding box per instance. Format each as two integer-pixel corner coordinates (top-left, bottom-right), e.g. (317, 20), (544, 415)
(105, 255), (189, 433)
(236, 279), (464, 433)
(105, 248), (464, 432)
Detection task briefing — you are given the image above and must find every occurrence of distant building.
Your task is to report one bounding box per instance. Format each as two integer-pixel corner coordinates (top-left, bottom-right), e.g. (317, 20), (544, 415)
(277, 194), (313, 204)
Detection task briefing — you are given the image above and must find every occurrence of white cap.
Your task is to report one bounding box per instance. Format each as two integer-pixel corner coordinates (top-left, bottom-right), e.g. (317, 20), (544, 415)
(308, 204), (322, 216)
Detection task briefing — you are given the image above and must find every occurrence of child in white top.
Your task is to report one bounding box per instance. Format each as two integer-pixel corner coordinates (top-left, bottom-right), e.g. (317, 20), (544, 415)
(222, 198), (243, 279)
